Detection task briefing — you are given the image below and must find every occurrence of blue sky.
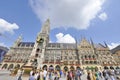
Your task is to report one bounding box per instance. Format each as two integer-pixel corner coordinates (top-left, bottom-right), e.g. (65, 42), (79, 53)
(0, 0), (120, 49)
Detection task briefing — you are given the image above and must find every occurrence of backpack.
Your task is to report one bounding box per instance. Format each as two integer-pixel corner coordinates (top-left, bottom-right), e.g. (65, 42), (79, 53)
(77, 70), (81, 76)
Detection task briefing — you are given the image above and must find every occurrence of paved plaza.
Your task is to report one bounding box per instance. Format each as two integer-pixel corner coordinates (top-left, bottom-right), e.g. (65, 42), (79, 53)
(0, 69), (107, 80)
(0, 69), (87, 80)
(1, 69), (120, 80)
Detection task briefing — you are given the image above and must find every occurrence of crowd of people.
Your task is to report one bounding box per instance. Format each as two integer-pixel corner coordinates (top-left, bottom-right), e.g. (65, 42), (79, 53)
(86, 69), (120, 80)
(15, 68), (120, 80)
(27, 68), (83, 80)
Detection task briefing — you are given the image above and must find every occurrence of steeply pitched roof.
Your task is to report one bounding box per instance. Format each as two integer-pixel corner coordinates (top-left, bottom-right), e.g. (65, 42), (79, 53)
(46, 43), (77, 49)
(111, 45), (120, 54)
(18, 42), (35, 47)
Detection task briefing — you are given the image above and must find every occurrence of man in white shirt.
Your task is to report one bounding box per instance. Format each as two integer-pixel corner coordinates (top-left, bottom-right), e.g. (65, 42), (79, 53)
(16, 68), (22, 80)
(30, 69), (34, 76)
(43, 70), (47, 80)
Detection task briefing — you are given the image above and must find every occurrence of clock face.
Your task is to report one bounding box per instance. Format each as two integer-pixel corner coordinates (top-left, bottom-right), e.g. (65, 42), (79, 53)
(37, 37), (44, 43)
(40, 38), (44, 43)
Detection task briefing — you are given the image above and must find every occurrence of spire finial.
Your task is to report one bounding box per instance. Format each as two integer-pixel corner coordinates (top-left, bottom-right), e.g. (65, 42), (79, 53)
(104, 41), (108, 48)
(40, 18), (50, 35)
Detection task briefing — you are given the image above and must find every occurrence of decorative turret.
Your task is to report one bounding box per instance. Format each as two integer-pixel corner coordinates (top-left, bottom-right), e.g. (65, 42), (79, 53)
(104, 41), (109, 48)
(13, 34), (22, 47)
(90, 38), (94, 48)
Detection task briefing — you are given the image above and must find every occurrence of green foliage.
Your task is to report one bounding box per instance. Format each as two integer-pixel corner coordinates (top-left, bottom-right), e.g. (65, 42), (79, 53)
(24, 69), (31, 75)
(95, 66), (98, 71)
(13, 68), (18, 74)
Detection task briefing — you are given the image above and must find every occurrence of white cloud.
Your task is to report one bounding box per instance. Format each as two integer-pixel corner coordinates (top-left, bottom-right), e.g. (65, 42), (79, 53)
(56, 33), (76, 43)
(98, 12), (107, 21)
(29, 0), (106, 30)
(108, 43), (120, 49)
(49, 40), (52, 43)
(0, 42), (7, 47)
(0, 18), (19, 34)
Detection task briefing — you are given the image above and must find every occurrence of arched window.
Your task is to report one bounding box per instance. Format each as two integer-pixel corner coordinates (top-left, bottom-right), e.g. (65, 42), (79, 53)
(64, 66), (68, 71)
(15, 64), (20, 68)
(85, 55), (87, 58)
(2, 64), (8, 69)
(94, 61), (97, 64)
(85, 61), (88, 64)
(89, 55), (91, 58)
(35, 54), (38, 57)
(70, 66), (75, 71)
(90, 61), (93, 64)
(55, 65), (61, 71)
(43, 65), (47, 70)
(49, 65), (54, 70)
(93, 55), (95, 59)
(36, 48), (40, 52)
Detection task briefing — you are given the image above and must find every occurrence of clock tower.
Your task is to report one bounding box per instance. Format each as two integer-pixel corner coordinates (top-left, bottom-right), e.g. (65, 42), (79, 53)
(24, 19), (50, 69)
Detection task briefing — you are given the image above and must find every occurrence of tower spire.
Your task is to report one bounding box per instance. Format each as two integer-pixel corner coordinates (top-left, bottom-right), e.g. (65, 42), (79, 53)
(13, 34), (22, 47)
(104, 41), (108, 48)
(90, 38), (94, 48)
(40, 19), (50, 35)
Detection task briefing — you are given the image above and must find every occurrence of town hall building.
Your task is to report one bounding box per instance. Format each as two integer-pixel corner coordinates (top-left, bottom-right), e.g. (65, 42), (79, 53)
(0, 19), (119, 71)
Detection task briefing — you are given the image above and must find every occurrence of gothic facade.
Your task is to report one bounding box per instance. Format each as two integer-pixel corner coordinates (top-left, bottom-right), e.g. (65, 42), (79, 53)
(0, 19), (119, 71)
(111, 45), (120, 66)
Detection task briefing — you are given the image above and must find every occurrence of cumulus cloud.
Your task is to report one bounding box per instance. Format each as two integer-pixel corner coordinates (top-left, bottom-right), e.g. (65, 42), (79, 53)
(56, 33), (76, 43)
(98, 12), (107, 21)
(108, 42), (120, 49)
(0, 42), (7, 47)
(0, 18), (19, 34)
(29, 0), (106, 30)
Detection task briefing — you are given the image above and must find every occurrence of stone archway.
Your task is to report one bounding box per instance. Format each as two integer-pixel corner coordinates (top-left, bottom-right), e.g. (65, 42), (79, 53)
(2, 64), (8, 69)
(8, 64), (14, 70)
(15, 64), (20, 69)
(43, 65), (47, 70)
(64, 66), (68, 72)
(55, 65), (61, 71)
(76, 66), (81, 70)
(70, 66), (75, 71)
(49, 65), (54, 71)
(110, 66), (114, 69)
(104, 66), (109, 69)
(116, 66), (120, 69)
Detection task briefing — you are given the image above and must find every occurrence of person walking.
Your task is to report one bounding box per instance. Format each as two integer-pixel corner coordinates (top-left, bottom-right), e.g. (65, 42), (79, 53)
(40, 70), (43, 80)
(75, 70), (78, 80)
(91, 72), (96, 80)
(30, 69), (34, 76)
(16, 68), (22, 80)
(29, 72), (35, 80)
(87, 72), (91, 80)
(43, 69), (47, 80)
(95, 72), (99, 80)
(48, 70), (53, 80)
(76, 70), (82, 80)
(67, 71), (72, 80)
